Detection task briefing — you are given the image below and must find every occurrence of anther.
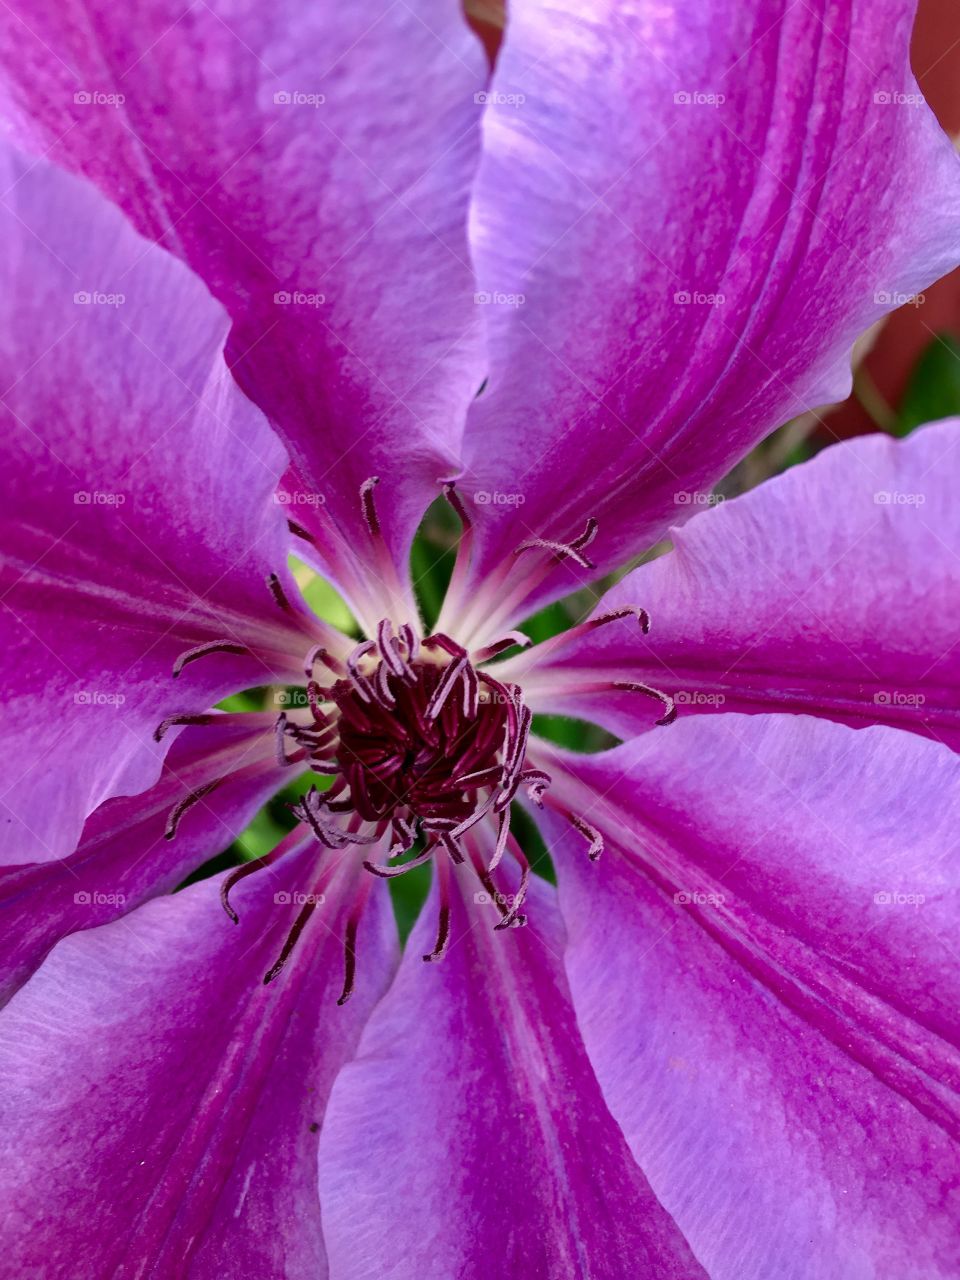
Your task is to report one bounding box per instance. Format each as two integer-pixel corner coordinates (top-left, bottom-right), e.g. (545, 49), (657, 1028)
(472, 631), (532, 663)
(422, 903), (451, 963)
(153, 713), (215, 743)
(172, 639), (249, 678)
(336, 918), (359, 1006)
(359, 476), (382, 537)
(164, 779), (223, 839)
(267, 571), (294, 613)
(287, 518), (316, 544)
(264, 895), (319, 984)
(515, 516), (599, 570)
(569, 813), (604, 861)
(612, 680), (677, 726)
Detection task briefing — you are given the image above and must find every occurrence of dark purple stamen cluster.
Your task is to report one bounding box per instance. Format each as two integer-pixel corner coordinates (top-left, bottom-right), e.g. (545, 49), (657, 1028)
(161, 478), (677, 1003)
(283, 621), (539, 871)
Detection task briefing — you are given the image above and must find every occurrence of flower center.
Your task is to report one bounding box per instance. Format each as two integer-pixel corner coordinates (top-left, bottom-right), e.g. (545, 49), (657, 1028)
(332, 646), (507, 827)
(281, 621), (537, 869)
(160, 478), (673, 1003)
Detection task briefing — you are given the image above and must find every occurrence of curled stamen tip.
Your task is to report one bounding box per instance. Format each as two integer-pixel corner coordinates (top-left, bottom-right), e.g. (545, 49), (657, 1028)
(336, 989), (355, 1007)
(172, 639), (249, 678)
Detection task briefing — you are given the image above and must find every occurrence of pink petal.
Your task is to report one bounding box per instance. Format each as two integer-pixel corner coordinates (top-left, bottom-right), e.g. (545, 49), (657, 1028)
(0, 713), (289, 1002)
(508, 422), (960, 749)
(317, 873), (706, 1279)
(0, 843), (396, 1278)
(0, 0), (487, 596)
(452, 0), (960, 623)
(547, 713), (960, 1278)
(0, 145), (310, 861)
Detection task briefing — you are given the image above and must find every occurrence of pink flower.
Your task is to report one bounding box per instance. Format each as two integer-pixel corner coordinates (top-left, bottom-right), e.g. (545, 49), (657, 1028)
(1, 1), (960, 1276)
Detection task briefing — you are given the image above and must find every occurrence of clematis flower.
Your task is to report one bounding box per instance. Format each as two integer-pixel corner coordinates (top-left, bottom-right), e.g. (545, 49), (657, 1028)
(2, 1), (960, 1276)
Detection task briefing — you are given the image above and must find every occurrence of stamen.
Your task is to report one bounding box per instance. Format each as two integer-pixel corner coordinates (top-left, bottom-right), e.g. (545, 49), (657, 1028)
(274, 713), (308, 767)
(163, 779), (223, 839)
(399, 623), (419, 665)
(519, 768), (551, 807)
(514, 516), (599, 571)
(305, 644), (345, 682)
(287, 518), (316, 544)
(153, 712), (215, 743)
(292, 787), (379, 850)
(612, 680), (677, 726)
(569, 813), (604, 861)
(220, 858), (269, 925)
(337, 917), (359, 1006)
(426, 656), (468, 720)
(362, 844), (435, 879)
(172, 639), (249, 678)
(423, 903), (452, 962)
(346, 641), (376, 704)
(494, 841), (529, 931)
(359, 476), (382, 537)
(472, 631), (531, 664)
(267, 571), (294, 613)
(264, 895), (319, 984)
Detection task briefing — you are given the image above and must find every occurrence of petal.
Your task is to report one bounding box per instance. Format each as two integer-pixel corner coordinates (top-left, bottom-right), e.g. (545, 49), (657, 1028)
(0, 841), (396, 1278)
(0, 145), (312, 861)
(0, 713), (289, 1002)
(0, 0), (487, 592)
(317, 872), (706, 1279)
(545, 714), (960, 1278)
(507, 421), (960, 748)
(449, 0), (960, 628)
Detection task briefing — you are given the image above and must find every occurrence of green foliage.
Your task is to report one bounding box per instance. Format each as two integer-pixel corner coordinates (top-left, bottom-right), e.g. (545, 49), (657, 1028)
(897, 333), (960, 436)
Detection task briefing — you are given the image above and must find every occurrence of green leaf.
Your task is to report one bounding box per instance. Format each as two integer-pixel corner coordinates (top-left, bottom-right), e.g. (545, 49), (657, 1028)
(897, 332), (960, 437)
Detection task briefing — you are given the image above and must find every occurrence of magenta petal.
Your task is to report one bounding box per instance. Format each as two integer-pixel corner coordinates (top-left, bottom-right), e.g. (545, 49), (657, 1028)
(548, 714), (960, 1278)
(0, 714), (289, 1003)
(0, 0), (487, 585)
(317, 874), (706, 1279)
(455, 0), (960, 610)
(0, 844), (396, 1278)
(0, 146), (309, 861)
(510, 422), (960, 748)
